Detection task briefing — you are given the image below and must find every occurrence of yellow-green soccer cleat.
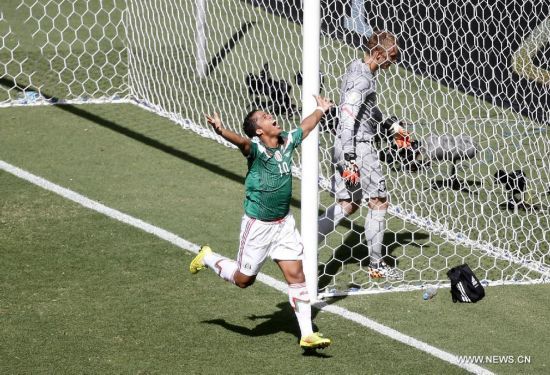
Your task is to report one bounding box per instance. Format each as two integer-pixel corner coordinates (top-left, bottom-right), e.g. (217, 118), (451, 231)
(189, 245), (212, 274)
(300, 332), (331, 350)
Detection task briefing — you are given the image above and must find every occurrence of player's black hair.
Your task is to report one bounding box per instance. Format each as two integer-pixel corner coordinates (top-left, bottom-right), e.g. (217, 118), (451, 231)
(243, 109), (260, 138)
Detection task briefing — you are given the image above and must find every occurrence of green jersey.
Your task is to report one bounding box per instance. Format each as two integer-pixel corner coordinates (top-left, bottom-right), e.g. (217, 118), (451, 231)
(244, 128), (303, 221)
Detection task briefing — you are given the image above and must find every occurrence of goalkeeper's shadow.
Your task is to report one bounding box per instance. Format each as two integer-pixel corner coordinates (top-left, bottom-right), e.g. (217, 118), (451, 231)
(317, 220), (428, 291)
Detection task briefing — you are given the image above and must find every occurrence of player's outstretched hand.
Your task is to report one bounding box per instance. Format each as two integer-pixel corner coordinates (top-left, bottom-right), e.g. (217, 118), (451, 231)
(205, 112), (223, 135)
(314, 95), (334, 113)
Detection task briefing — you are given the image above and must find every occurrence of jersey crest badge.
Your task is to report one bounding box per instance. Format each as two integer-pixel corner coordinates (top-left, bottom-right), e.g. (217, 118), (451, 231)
(274, 150), (283, 161)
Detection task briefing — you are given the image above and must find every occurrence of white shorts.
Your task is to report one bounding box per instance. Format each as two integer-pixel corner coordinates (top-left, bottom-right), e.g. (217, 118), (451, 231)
(332, 138), (387, 201)
(237, 213), (303, 276)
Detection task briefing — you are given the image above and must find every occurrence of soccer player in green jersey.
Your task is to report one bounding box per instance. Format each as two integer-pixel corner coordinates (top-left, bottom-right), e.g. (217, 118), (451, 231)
(190, 95), (333, 350)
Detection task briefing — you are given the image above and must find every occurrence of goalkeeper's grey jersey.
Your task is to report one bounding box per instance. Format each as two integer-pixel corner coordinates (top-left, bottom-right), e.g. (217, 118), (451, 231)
(337, 59), (384, 154)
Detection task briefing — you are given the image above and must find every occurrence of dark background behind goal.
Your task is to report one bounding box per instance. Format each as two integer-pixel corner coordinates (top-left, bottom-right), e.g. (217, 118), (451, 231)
(245, 0), (550, 124)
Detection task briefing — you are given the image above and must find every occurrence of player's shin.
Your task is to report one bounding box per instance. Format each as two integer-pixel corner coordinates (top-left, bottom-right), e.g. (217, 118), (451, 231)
(203, 252), (238, 284)
(288, 283), (313, 337)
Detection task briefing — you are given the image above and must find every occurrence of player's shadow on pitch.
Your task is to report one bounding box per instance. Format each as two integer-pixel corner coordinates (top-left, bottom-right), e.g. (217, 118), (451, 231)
(318, 221), (427, 290)
(202, 302), (332, 358)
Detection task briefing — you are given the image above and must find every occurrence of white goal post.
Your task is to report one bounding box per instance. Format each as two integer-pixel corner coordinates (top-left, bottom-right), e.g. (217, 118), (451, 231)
(1, 1), (549, 300)
(300, 0), (322, 302)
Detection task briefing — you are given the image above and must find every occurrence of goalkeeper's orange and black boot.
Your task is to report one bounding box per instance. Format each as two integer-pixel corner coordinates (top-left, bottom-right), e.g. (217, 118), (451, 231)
(368, 261), (403, 280)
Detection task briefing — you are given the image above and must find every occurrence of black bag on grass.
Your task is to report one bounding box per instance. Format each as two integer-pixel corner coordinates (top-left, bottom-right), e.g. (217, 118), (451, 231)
(446, 264), (485, 303)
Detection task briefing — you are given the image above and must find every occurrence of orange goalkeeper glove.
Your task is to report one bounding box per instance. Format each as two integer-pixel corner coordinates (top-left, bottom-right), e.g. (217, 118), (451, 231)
(342, 153), (360, 186)
(395, 129), (412, 149)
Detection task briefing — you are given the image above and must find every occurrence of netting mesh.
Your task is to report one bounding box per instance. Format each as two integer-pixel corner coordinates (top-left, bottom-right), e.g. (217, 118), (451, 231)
(1, 0), (127, 103)
(0, 10), (37, 100)
(1, 0), (548, 295)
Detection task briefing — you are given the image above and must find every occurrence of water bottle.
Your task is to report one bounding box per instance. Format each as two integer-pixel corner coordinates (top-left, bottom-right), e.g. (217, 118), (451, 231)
(423, 286), (438, 300)
(25, 91), (39, 103)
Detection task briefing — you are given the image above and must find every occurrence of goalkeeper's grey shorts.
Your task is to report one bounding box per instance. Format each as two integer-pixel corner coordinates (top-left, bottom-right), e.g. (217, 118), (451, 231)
(332, 137), (387, 202)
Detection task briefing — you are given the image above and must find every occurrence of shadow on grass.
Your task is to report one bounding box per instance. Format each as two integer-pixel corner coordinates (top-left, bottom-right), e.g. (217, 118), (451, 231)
(206, 21), (256, 76)
(431, 177), (481, 194)
(0, 77), (368, 235)
(0, 77), (308, 208)
(318, 221), (428, 290)
(202, 302), (332, 357)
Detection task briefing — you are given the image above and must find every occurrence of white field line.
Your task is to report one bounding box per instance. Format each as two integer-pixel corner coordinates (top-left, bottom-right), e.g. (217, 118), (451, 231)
(0, 159), (493, 375)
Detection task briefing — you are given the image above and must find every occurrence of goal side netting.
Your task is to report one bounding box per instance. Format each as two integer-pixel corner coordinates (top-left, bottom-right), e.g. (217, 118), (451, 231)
(1, 0), (549, 297)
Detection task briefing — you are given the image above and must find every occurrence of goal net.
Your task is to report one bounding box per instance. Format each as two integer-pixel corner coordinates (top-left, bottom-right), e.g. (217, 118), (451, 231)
(2, 0), (548, 297)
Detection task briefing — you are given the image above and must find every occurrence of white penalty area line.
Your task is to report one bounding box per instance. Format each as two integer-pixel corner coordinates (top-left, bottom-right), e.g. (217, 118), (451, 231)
(0, 159), (493, 375)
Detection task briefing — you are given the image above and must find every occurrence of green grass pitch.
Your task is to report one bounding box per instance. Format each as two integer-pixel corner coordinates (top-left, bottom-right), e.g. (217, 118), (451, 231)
(1, 103), (549, 374)
(1, 1), (549, 373)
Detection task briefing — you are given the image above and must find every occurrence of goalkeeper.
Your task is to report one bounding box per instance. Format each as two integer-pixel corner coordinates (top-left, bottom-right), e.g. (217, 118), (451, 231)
(190, 96), (334, 350)
(318, 30), (403, 279)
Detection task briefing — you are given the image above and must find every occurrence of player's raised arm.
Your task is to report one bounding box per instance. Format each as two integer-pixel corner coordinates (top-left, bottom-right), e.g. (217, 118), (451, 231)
(205, 112), (251, 156)
(300, 95), (334, 140)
